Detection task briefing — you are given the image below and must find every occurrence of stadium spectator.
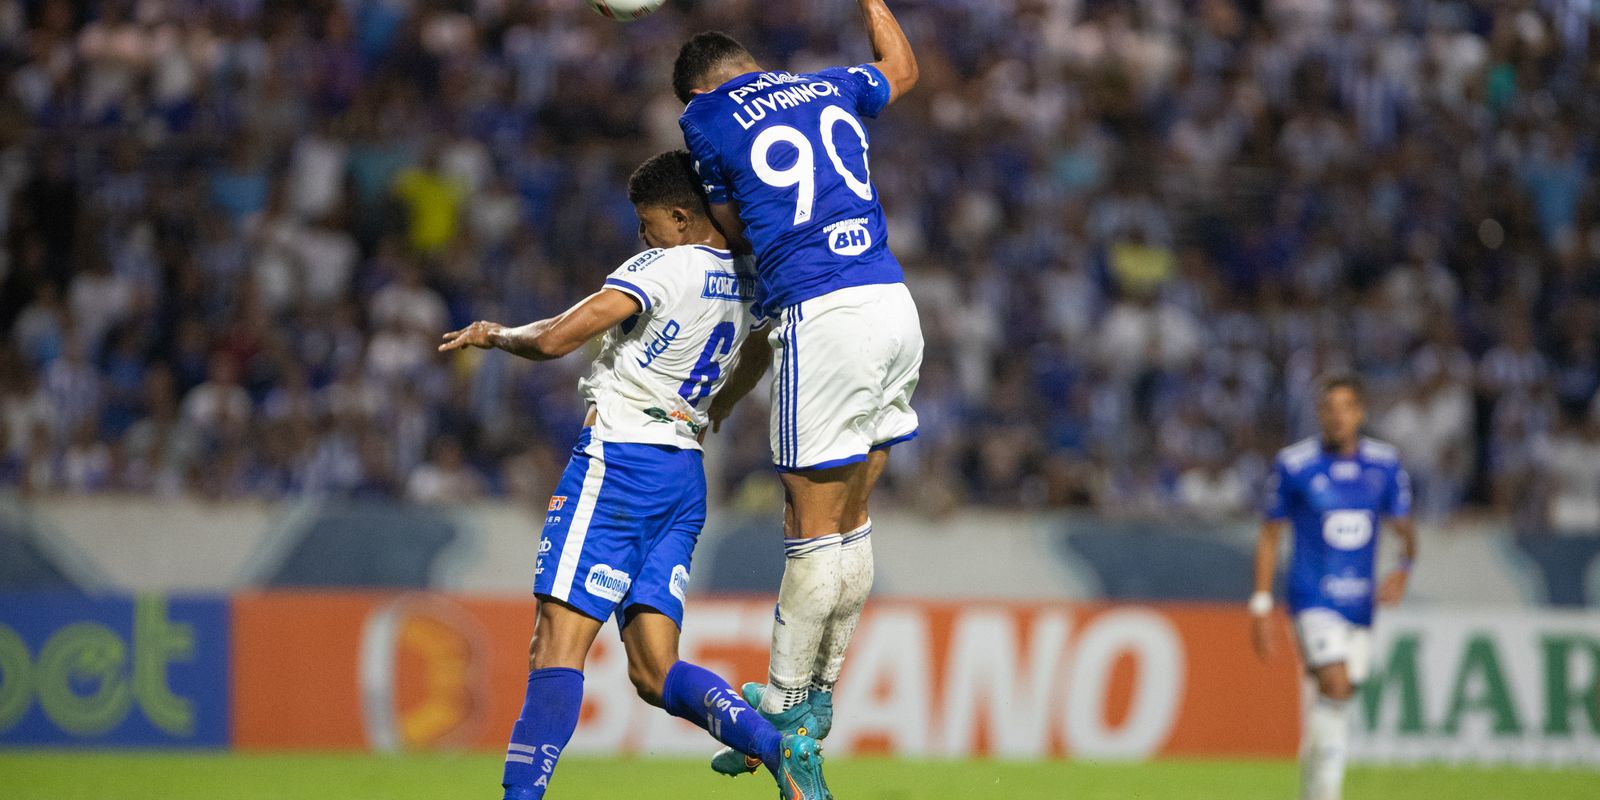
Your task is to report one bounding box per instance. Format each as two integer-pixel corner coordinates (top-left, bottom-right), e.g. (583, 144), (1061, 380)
(0, 0), (1593, 531)
(406, 435), (486, 505)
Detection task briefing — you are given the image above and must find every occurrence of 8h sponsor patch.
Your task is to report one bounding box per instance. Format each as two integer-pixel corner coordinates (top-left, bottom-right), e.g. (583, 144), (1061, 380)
(825, 217), (871, 256)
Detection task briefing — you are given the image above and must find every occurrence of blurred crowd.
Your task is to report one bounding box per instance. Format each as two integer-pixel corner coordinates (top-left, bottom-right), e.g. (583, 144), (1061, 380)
(0, 0), (1598, 532)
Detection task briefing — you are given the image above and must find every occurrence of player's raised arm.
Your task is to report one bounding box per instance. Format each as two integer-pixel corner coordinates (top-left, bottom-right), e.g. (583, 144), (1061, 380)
(857, 0), (918, 104)
(438, 289), (641, 361)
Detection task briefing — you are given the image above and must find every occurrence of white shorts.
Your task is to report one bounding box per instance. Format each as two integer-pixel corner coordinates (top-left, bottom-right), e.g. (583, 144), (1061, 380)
(1294, 608), (1372, 683)
(768, 282), (923, 472)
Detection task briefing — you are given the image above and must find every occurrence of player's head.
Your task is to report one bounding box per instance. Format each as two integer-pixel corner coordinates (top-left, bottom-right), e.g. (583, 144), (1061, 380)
(627, 150), (715, 250)
(672, 31), (760, 104)
(1315, 372), (1366, 450)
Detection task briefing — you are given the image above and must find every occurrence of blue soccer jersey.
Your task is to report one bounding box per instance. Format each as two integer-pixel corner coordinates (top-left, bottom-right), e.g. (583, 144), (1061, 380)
(1265, 437), (1412, 626)
(680, 65), (903, 316)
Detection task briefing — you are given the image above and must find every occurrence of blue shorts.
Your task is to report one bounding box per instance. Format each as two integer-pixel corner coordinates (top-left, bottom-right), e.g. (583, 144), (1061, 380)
(534, 428), (705, 630)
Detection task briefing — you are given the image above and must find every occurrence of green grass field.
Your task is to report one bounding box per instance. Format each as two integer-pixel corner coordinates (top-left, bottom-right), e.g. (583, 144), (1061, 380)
(2, 753), (1594, 800)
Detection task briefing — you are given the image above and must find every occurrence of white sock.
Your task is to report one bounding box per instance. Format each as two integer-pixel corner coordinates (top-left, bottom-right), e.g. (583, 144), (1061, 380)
(1301, 695), (1350, 800)
(812, 520), (874, 692)
(761, 533), (842, 714)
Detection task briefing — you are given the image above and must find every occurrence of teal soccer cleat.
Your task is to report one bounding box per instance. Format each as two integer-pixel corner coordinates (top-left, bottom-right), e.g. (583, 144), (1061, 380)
(710, 745), (762, 777)
(774, 733), (831, 800)
(708, 683), (834, 778)
(742, 682), (829, 739)
(806, 689), (833, 741)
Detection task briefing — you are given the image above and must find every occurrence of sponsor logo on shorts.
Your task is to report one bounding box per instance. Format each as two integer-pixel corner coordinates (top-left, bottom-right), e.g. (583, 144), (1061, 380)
(825, 217), (871, 256)
(585, 564), (632, 603)
(670, 564), (690, 603)
(702, 271), (755, 302)
(548, 496), (567, 511)
(535, 539), (552, 576)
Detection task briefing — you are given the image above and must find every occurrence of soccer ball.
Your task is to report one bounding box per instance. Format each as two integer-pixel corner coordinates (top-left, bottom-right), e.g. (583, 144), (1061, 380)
(587, 0), (666, 21)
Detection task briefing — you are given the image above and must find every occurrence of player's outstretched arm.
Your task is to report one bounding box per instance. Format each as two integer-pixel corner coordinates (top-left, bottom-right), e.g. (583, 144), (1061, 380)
(438, 289), (640, 361)
(857, 0), (918, 104)
(706, 327), (773, 432)
(1248, 520), (1284, 661)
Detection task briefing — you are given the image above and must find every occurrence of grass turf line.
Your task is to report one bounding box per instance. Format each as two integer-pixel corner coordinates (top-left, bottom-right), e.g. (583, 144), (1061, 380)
(2, 753), (1595, 799)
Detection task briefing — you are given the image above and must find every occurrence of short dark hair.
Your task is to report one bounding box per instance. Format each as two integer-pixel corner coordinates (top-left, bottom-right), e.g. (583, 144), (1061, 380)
(1316, 371), (1366, 403)
(627, 150), (707, 215)
(672, 31), (752, 104)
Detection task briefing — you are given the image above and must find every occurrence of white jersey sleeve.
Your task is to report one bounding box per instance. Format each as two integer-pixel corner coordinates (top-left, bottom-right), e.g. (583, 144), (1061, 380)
(581, 246), (756, 450)
(602, 249), (682, 314)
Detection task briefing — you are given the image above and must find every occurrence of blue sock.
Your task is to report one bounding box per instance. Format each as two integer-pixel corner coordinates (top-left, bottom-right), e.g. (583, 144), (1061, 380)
(661, 660), (784, 773)
(502, 667), (584, 800)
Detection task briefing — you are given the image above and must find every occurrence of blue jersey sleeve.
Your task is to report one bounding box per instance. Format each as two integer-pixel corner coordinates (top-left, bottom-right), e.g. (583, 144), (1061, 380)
(1383, 466), (1413, 519)
(680, 119), (730, 205)
(815, 64), (892, 119)
(1263, 460), (1291, 521)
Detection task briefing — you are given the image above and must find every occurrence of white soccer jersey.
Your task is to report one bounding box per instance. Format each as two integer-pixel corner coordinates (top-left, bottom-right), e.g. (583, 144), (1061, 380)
(581, 245), (759, 450)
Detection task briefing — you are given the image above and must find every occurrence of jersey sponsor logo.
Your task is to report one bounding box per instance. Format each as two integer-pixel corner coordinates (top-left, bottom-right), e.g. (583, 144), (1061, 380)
(702, 271), (755, 302)
(1322, 510), (1374, 550)
(622, 249), (665, 272)
(1330, 462), (1361, 481)
(644, 406), (706, 435)
(825, 217), (872, 256)
(548, 496), (567, 511)
(1321, 574), (1373, 601)
(585, 564), (632, 603)
(670, 564), (690, 603)
(635, 320), (682, 368)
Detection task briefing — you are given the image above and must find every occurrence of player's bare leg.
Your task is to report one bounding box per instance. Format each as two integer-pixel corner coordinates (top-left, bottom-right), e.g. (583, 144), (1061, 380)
(622, 608), (828, 799)
(503, 600), (602, 800)
(1302, 662), (1355, 800)
(619, 608), (682, 705)
(528, 599), (604, 670)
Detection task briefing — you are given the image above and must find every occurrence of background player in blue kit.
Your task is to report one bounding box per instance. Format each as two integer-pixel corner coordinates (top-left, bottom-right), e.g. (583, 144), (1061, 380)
(439, 152), (829, 800)
(1249, 373), (1418, 800)
(668, 2), (922, 775)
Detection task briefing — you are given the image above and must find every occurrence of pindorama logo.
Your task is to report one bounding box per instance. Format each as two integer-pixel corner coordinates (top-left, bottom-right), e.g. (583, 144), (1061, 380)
(670, 565), (690, 603)
(585, 565), (633, 603)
